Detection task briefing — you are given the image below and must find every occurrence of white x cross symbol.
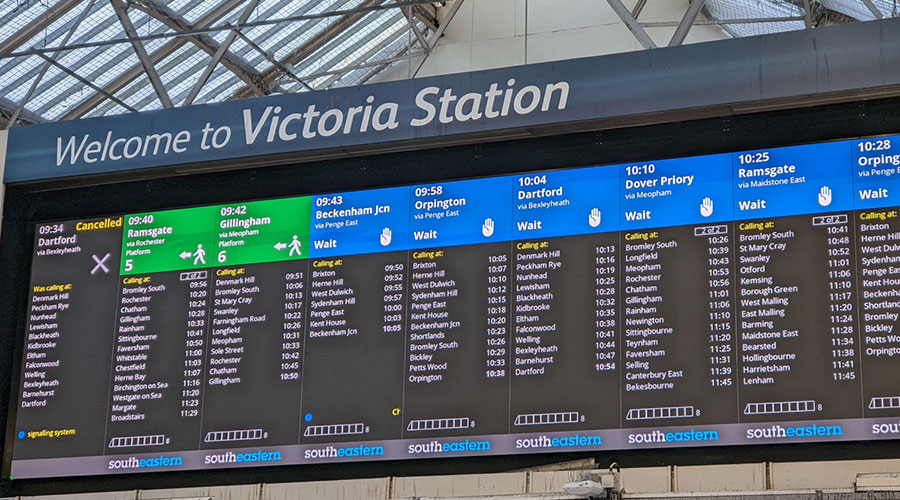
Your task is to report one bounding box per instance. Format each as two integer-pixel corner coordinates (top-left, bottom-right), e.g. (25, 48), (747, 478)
(91, 253), (110, 274)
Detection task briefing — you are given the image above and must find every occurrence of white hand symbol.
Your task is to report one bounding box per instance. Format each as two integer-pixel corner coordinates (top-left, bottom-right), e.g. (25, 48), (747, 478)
(482, 218), (495, 237)
(700, 197), (714, 217)
(588, 208), (602, 228)
(818, 186), (832, 207)
(380, 227), (392, 247)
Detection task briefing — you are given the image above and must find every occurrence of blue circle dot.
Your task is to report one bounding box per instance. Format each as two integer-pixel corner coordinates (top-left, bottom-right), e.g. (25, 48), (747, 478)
(304, 413), (313, 422)
(17, 431), (25, 439)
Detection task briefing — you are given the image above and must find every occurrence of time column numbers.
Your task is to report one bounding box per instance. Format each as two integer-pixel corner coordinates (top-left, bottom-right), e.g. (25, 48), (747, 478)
(819, 215), (857, 381)
(182, 274), (209, 418)
(383, 263), (405, 334)
(485, 253), (509, 379)
(701, 226), (735, 388)
(282, 271), (305, 381)
(594, 244), (617, 372)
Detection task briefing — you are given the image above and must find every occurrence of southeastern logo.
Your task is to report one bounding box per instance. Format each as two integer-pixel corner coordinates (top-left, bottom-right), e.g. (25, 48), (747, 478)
(107, 455), (183, 470)
(515, 434), (602, 449)
(872, 421), (900, 434)
(746, 424), (842, 439)
(627, 429), (719, 444)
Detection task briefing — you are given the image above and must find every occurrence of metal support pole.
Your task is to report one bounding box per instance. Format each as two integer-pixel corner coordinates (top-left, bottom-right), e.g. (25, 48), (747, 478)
(184, 0), (260, 106)
(631, 0), (647, 18)
(7, 0), (97, 127)
(669, 0), (706, 46)
(607, 0), (657, 49)
(110, 0), (173, 108)
(404, 6), (431, 54)
(861, 0), (884, 19)
(803, 0), (813, 28)
(232, 30), (314, 91)
(642, 16), (805, 27)
(36, 53), (138, 112)
(411, 0), (465, 77)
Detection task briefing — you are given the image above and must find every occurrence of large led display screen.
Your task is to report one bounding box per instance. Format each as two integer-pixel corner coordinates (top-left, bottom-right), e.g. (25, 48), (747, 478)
(11, 133), (900, 478)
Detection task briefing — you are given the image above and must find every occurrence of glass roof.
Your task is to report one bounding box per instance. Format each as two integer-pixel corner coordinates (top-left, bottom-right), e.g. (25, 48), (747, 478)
(0, 0), (435, 124)
(0, 0), (894, 125)
(704, 0), (807, 37)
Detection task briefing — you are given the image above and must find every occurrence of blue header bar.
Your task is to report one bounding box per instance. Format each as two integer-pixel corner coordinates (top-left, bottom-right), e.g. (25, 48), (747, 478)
(852, 134), (900, 210)
(294, 133), (900, 258)
(620, 154), (733, 230)
(310, 186), (410, 257)
(513, 166), (620, 239)
(409, 177), (513, 248)
(733, 142), (853, 219)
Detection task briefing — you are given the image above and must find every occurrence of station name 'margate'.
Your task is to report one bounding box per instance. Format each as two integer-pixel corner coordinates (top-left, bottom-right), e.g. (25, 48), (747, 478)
(55, 80), (571, 167)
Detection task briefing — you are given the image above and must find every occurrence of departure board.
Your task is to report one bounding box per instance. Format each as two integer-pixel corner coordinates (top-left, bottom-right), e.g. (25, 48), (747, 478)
(12, 133), (900, 479)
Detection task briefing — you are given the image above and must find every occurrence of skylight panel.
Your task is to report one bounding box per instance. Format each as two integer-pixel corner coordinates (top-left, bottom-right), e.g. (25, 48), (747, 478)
(0, 55), (43, 102)
(201, 79), (244, 103)
(155, 46), (211, 106)
(195, 66), (243, 104)
(328, 20), (415, 89)
(822, 0), (900, 20)
(0, 1), (64, 42)
(69, 44), (134, 88)
(182, 0), (228, 25)
(25, 69), (82, 115)
(297, 10), (401, 77)
(65, 1), (115, 45)
(705, 0), (805, 37)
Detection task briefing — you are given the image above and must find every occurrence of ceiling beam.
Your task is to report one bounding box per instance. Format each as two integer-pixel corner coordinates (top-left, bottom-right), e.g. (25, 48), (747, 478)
(861, 0), (884, 19)
(129, 0), (267, 97)
(317, 22), (412, 89)
(401, 5), (438, 34)
(403, 7), (431, 54)
(36, 53), (139, 113)
(411, 0), (465, 78)
(642, 16), (806, 27)
(232, 29), (313, 91)
(669, 0), (706, 46)
(183, 0), (261, 106)
(6, 0), (98, 128)
(803, 0), (812, 28)
(0, 96), (45, 128)
(411, 4), (438, 31)
(816, 7), (856, 24)
(0, 0), (82, 56)
(631, 0), (648, 18)
(110, 0), (173, 108)
(230, 0), (386, 100)
(607, 0), (657, 49)
(292, 10), (404, 89)
(61, 0), (245, 120)
(1, 0), (456, 60)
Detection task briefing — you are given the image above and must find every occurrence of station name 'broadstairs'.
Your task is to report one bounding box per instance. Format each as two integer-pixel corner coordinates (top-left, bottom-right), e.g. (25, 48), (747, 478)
(55, 80), (570, 167)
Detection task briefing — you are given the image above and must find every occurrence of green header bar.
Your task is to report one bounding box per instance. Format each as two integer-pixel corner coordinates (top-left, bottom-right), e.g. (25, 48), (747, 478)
(215, 197), (311, 266)
(120, 197), (311, 274)
(121, 207), (217, 274)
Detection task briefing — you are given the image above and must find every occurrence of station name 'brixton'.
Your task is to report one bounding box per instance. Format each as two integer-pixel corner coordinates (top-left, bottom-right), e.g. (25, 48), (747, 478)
(53, 79), (570, 167)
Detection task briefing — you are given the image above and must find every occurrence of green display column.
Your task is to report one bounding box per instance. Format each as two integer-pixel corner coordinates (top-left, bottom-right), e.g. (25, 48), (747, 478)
(200, 197), (313, 448)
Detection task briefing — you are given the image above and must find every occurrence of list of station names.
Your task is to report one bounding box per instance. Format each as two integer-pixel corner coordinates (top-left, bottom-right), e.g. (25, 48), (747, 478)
(16, 135), (900, 476)
(18, 217), (122, 459)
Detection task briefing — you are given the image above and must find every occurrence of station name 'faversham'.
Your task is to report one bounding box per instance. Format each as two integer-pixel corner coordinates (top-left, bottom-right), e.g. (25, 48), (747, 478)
(55, 80), (570, 167)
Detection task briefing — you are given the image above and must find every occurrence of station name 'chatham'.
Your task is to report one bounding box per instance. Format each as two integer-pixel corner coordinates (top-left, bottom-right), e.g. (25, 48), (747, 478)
(55, 80), (570, 167)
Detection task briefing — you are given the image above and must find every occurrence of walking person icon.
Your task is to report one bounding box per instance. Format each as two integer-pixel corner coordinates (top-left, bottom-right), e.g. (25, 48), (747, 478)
(193, 244), (206, 265)
(289, 235), (302, 256)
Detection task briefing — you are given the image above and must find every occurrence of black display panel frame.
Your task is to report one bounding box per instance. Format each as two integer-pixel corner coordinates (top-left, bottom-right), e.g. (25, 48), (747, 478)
(4, 96), (900, 495)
